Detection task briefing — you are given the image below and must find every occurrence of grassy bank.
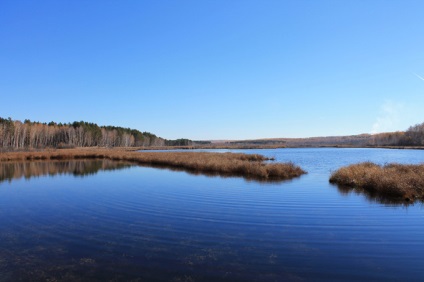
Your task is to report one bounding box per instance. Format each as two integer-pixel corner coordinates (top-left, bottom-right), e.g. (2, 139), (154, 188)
(0, 148), (306, 182)
(329, 162), (424, 202)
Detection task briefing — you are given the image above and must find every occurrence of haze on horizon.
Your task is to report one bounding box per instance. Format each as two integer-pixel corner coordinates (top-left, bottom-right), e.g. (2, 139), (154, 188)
(1, 0), (423, 140)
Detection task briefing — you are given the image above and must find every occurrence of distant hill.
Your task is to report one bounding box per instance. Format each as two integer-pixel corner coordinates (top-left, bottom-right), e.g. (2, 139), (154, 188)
(198, 122), (424, 148)
(2, 116), (423, 150)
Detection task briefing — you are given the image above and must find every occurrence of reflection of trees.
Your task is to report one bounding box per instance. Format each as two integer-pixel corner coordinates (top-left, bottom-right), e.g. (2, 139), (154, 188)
(0, 160), (133, 183)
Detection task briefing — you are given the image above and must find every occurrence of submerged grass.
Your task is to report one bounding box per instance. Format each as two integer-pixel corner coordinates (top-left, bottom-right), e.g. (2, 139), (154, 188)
(0, 148), (306, 182)
(329, 162), (424, 202)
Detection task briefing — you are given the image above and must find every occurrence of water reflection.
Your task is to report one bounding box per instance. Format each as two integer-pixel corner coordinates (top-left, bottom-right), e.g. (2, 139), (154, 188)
(0, 159), (300, 185)
(1, 149), (424, 281)
(332, 184), (416, 206)
(0, 160), (133, 183)
(137, 162), (298, 184)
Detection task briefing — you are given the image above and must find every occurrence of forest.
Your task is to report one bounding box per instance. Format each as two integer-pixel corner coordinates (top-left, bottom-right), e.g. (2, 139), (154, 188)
(211, 122), (424, 148)
(1, 117), (423, 150)
(367, 122), (424, 146)
(262, 123), (424, 148)
(0, 117), (192, 150)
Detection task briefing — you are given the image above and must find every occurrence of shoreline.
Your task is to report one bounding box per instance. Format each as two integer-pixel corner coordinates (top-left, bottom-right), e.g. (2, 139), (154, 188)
(1, 145), (423, 154)
(135, 145), (424, 150)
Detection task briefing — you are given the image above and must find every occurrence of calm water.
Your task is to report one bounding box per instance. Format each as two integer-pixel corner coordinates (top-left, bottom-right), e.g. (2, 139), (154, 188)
(0, 148), (423, 281)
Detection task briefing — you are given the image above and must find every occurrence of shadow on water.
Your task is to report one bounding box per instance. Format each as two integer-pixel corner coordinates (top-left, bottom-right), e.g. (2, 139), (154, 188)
(0, 160), (134, 184)
(137, 163), (299, 184)
(0, 160), (300, 185)
(331, 183), (416, 206)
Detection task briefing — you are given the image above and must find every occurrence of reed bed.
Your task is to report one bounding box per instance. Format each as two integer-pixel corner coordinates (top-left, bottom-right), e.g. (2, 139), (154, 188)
(329, 162), (424, 201)
(0, 148), (306, 181)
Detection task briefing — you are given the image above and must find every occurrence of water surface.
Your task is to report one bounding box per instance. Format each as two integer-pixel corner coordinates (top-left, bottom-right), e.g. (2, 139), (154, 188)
(0, 149), (423, 281)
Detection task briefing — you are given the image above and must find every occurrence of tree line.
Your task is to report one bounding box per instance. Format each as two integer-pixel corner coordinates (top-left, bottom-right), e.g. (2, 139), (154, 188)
(0, 117), (191, 150)
(2, 116), (423, 150)
(220, 122), (424, 148)
(281, 122), (424, 147)
(368, 122), (424, 146)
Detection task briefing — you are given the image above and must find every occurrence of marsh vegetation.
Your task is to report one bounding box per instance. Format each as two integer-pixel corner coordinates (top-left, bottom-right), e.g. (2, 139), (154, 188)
(0, 148), (306, 182)
(330, 162), (424, 202)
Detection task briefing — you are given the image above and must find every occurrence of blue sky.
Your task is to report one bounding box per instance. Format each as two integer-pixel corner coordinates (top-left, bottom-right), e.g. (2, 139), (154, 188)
(1, 0), (423, 140)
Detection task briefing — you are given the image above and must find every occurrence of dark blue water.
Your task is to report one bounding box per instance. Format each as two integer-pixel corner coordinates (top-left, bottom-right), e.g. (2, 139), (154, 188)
(0, 149), (423, 281)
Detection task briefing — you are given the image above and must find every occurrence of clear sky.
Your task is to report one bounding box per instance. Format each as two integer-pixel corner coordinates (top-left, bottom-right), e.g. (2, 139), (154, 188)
(1, 0), (423, 140)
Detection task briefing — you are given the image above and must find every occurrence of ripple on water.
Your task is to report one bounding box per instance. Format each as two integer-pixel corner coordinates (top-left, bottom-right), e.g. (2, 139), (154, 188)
(0, 150), (424, 281)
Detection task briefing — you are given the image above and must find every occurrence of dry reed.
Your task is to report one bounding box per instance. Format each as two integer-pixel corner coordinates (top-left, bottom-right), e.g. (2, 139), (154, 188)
(0, 148), (306, 182)
(329, 162), (424, 202)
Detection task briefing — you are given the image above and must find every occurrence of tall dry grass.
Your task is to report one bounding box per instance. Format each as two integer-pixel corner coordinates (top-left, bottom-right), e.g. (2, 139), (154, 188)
(0, 148), (306, 182)
(329, 162), (424, 201)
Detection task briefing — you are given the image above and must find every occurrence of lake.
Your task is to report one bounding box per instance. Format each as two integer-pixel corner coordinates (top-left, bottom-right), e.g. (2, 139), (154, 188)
(0, 148), (423, 281)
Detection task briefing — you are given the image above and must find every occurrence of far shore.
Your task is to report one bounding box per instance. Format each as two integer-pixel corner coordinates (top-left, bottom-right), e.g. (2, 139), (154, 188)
(135, 144), (424, 150)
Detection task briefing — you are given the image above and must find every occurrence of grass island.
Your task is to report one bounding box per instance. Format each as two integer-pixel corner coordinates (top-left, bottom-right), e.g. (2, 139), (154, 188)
(0, 148), (306, 182)
(330, 162), (424, 202)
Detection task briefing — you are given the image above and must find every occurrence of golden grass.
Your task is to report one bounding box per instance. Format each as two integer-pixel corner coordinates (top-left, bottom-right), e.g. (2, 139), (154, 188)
(0, 148), (306, 182)
(329, 162), (424, 202)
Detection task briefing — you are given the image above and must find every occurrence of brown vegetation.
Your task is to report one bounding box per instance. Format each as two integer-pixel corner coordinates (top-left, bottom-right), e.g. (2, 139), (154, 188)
(0, 148), (306, 182)
(329, 162), (424, 202)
